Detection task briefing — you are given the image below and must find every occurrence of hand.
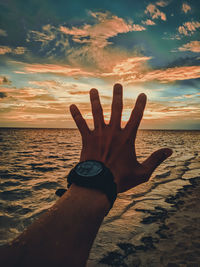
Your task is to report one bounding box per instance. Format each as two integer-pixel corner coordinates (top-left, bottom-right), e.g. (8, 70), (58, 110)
(70, 83), (172, 193)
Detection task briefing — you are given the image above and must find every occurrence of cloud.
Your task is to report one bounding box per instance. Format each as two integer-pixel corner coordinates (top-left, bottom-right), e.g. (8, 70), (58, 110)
(29, 80), (91, 101)
(0, 92), (7, 98)
(156, 1), (169, 7)
(60, 11), (145, 49)
(179, 41), (200, 53)
(100, 57), (200, 84)
(0, 46), (12, 55)
(0, 45), (27, 55)
(29, 80), (60, 88)
(178, 21), (200, 36)
(27, 11), (146, 71)
(0, 29), (7, 36)
(29, 24), (56, 42)
(183, 93), (200, 98)
(23, 63), (93, 77)
(143, 98), (200, 124)
(13, 47), (27, 55)
(0, 82), (91, 127)
(182, 3), (191, 13)
(131, 24), (146, 31)
(27, 24), (66, 52)
(13, 56), (200, 86)
(101, 56), (152, 77)
(1, 82), (200, 128)
(132, 65), (200, 83)
(0, 85), (56, 103)
(68, 90), (89, 95)
(142, 19), (156, 26)
(145, 3), (166, 21)
(0, 76), (11, 85)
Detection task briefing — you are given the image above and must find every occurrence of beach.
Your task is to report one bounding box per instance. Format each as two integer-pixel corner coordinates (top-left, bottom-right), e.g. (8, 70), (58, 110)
(88, 177), (200, 266)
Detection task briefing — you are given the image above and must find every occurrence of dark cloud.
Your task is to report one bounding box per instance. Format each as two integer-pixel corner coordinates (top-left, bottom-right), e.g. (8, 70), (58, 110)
(0, 76), (11, 85)
(0, 92), (7, 98)
(166, 56), (200, 68)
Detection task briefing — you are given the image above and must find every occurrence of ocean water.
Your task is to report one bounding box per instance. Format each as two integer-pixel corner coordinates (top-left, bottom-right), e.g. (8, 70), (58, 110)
(0, 128), (200, 263)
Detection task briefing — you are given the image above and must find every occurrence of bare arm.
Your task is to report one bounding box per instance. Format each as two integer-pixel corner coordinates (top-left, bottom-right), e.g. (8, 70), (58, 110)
(0, 83), (172, 266)
(1, 185), (110, 267)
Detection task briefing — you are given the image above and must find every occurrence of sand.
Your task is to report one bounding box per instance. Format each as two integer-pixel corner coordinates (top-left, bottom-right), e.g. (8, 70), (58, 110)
(93, 177), (200, 267)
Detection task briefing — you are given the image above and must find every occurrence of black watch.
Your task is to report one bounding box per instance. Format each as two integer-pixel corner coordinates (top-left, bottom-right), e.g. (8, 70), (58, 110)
(56, 160), (117, 212)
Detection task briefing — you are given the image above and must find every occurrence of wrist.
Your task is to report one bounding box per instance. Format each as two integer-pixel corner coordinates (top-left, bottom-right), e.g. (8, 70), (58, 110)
(67, 160), (117, 213)
(67, 183), (111, 216)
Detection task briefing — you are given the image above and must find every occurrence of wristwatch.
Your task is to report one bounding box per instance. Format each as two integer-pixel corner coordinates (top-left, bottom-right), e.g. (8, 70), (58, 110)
(55, 160), (117, 212)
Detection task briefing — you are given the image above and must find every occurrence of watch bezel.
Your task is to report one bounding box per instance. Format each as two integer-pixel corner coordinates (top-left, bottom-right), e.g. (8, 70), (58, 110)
(67, 160), (117, 214)
(74, 160), (104, 177)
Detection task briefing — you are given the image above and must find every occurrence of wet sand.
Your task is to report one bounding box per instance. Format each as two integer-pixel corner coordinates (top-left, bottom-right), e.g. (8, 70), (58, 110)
(91, 177), (200, 266)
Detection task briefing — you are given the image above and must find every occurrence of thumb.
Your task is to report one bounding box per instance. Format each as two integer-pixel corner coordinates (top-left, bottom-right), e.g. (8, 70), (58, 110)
(142, 148), (173, 175)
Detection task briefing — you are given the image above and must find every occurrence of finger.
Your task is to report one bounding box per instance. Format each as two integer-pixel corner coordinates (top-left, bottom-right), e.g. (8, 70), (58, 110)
(90, 88), (105, 129)
(142, 148), (173, 178)
(124, 93), (146, 136)
(70, 104), (90, 136)
(109, 83), (123, 129)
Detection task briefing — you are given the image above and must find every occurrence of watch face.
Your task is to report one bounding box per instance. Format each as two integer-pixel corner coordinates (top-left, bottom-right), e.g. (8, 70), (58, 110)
(75, 161), (103, 177)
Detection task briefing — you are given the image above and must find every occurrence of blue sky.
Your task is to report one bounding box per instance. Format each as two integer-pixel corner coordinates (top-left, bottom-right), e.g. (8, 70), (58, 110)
(0, 0), (200, 129)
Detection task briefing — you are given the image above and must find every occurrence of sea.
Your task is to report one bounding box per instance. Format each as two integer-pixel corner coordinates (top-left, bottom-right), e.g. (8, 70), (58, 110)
(0, 128), (200, 264)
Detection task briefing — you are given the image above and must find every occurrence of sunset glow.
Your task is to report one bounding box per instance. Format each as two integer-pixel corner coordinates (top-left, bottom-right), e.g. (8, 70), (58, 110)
(0, 0), (200, 129)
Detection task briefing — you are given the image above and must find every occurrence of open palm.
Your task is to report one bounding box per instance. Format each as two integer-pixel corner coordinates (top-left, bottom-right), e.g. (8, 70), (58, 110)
(70, 83), (172, 193)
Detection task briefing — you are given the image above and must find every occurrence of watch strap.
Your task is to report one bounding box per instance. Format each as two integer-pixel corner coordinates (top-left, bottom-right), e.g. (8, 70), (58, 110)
(67, 161), (117, 212)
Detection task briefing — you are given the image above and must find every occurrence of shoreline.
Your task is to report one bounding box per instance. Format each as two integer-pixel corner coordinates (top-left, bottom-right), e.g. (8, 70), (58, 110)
(96, 176), (200, 266)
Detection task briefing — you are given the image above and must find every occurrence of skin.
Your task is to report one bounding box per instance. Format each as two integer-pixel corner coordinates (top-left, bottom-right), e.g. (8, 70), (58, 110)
(0, 83), (172, 267)
(71, 83), (172, 193)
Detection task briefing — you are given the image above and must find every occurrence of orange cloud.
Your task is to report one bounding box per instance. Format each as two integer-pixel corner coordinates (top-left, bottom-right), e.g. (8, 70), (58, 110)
(13, 47), (27, 55)
(156, 1), (169, 7)
(24, 63), (93, 77)
(174, 93), (200, 99)
(178, 21), (200, 35)
(101, 57), (152, 77)
(27, 27), (57, 45)
(29, 80), (91, 102)
(142, 19), (156, 26)
(179, 41), (200, 53)
(140, 66), (200, 83)
(0, 46), (12, 55)
(101, 57), (200, 84)
(1, 82), (200, 128)
(182, 3), (191, 13)
(29, 80), (60, 88)
(60, 11), (145, 49)
(0, 45), (26, 55)
(15, 56), (200, 86)
(26, 11), (146, 72)
(145, 4), (166, 21)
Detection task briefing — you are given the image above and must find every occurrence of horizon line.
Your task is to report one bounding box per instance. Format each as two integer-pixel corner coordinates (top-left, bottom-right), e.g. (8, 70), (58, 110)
(0, 127), (200, 131)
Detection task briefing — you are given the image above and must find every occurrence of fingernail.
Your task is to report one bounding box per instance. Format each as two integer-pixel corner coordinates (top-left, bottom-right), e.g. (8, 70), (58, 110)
(139, 93), (147, 102)
(90, 88), (98, 95)
(70, 104), (76, 111)
(114, 83), (122, 93)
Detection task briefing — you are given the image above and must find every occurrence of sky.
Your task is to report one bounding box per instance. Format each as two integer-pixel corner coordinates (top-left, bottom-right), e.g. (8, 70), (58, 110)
(0, 0), (200, 129)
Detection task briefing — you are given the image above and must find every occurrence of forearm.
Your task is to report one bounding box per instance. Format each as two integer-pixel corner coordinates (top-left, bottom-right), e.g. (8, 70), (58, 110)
(1, 184), (110, 267)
